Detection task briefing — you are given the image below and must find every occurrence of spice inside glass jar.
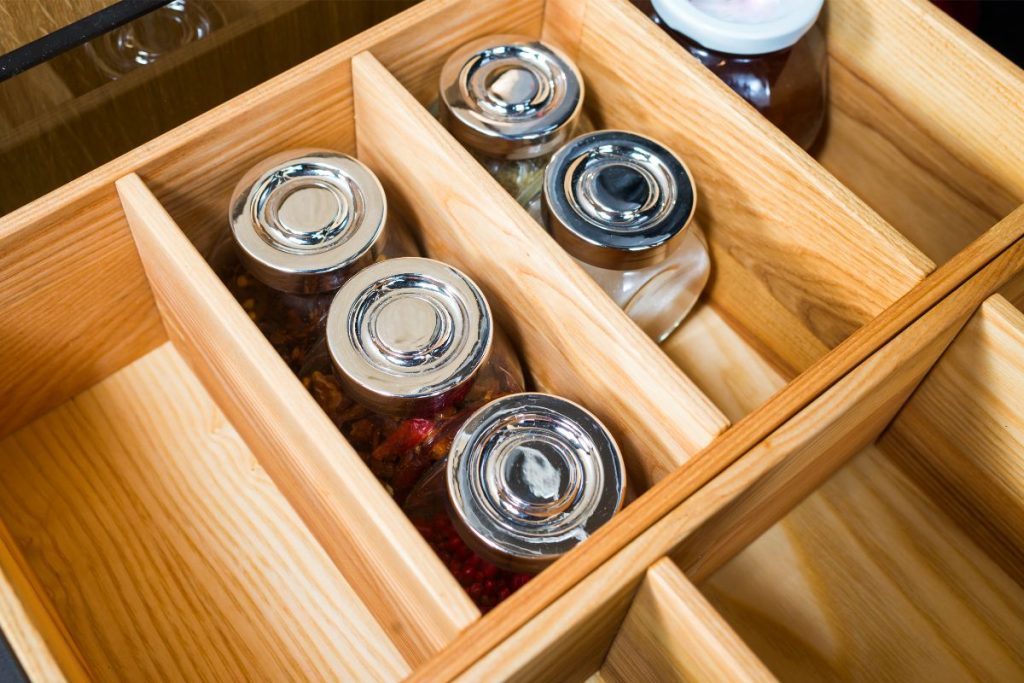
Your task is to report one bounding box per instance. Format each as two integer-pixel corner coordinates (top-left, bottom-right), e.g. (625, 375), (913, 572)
(212, 149), (417, 372)
(404, 393), (626, 611)
(542, 130), (710, 343)
(438, 35), (584, 219)
(633, 0), (828, 151)
(300, 257), (525, 502)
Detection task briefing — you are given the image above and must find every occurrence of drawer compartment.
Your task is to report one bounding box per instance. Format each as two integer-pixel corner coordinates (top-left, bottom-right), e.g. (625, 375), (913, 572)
(0, 343), (407, 681)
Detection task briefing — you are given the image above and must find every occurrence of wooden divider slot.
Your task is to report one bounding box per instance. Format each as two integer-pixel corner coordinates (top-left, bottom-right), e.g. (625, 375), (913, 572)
(602, 558), (776, 683)
(879, 295), (1024, 584)
(115, 174), (476, 666)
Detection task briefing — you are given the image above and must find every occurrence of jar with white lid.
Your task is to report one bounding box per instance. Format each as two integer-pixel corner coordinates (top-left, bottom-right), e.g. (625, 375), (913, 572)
(542, 130), (710, 342)
(213, 149), (418, 371)
(634, 0), (828, 151)
(404, 393), (625, 611)
(438, 35), (586, 217)
(300, 257), (525, 502)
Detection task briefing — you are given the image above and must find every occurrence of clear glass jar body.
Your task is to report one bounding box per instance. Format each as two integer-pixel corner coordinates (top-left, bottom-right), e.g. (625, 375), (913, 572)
(211, 219), (419, 372)
(299, 328), (525, 502)
(403, 461), (532, 613)
(443, 110), (594, 220)
(634, 0), (828, 151)
(571, 223), (710, 342)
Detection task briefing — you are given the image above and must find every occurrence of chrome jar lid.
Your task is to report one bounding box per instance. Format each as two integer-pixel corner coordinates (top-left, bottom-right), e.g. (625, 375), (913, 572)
(229, 149), (387, 294)
(439, 35), (583, 160)
(542, 130), (696, 271)
(327, 257), (493, 416)
(447, 393), (625, 573)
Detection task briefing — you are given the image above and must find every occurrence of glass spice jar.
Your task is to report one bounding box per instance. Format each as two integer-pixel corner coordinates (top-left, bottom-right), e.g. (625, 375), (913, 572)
(300, 257), (525, 502)
(542, 130), (709, 343)
(404, 393), (626, 612)
(438, 35), (585, 219)
(213, 149), (417, 372)
(633, 0), (828, 151)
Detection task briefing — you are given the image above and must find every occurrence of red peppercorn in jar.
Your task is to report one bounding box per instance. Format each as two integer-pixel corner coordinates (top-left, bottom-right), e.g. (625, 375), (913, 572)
(213, 149), (417, 372)
(300, 257), (525, 502)
(634, 0), (828, 151)
(404, 393), (626, 611)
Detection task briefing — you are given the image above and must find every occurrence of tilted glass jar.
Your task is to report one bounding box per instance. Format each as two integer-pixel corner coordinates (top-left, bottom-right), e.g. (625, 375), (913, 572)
(634, 0), (828, 151)
(542, 130), (710, 343)
(438, 35), (584, 218)
(300, 257), (525, 502)
(213, 149), (417, 372)
(404, 393), (625, 611)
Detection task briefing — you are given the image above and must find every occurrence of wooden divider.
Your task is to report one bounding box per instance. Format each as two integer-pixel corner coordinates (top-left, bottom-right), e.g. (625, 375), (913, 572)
(880, 293), (1024, 584)
(351, 51), (729, 489)
(115, 175), (476, 666)
(821, 0), (1024, 265)
(602, 559), (776, 682)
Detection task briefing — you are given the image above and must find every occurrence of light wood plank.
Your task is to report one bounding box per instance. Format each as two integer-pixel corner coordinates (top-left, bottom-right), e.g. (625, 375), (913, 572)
(541, 0), (590, 59)
(0, 343), (407, 681)
(352, 50), (729, 490)
(880, 295), (1024, 584)
(701, 446), (1024, 681)
(116, 174), (476, 665)
(602, 558), (775, 683)
(0, 518), (91, 683)
(821, 0), (1024, 265)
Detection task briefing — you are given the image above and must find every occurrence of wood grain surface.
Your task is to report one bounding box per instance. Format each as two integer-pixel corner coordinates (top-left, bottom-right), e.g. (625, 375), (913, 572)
(820, 0), (1024, 266)
(701, 445), (1024, 681)
(117, 173), (477, 666)
(880, 295), (1024, 584)
(352, 50), (729, 490)
(602, 558), (776, 683)
(0, 0), (111, 53)
(0, 343), (408, 681)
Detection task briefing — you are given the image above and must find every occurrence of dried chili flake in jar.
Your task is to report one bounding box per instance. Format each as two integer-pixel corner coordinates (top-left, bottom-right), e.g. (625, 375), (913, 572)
(213, 149), (416, 372)
(299, 256), (524, 503)
(403, 393), (626, 611)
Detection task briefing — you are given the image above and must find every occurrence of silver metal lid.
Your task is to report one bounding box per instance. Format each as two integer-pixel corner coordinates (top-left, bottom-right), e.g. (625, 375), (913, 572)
(327, 257), (493, 416)
(447, 393), (625, 573)
(543, 130), (697, 270)
(228, 149), (387, 294)
(439, 35), (584, 160)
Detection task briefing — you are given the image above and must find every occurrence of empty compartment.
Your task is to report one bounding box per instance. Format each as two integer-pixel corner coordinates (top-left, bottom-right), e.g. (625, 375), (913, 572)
(695, 295), (1024, 680)
(0, 342), (407, 681)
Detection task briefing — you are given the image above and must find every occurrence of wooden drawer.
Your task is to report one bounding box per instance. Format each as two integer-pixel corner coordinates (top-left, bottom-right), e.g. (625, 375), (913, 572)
(0, 0), (1021, 680)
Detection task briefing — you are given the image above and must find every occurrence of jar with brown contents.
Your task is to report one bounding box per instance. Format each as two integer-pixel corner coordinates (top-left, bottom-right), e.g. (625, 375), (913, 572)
(213, 150), (417, 372)
(300, 257), (524, 503)
(403, 393), (626, 611)
(633, 0), (828, 151)
(438, 36), (585, 220)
